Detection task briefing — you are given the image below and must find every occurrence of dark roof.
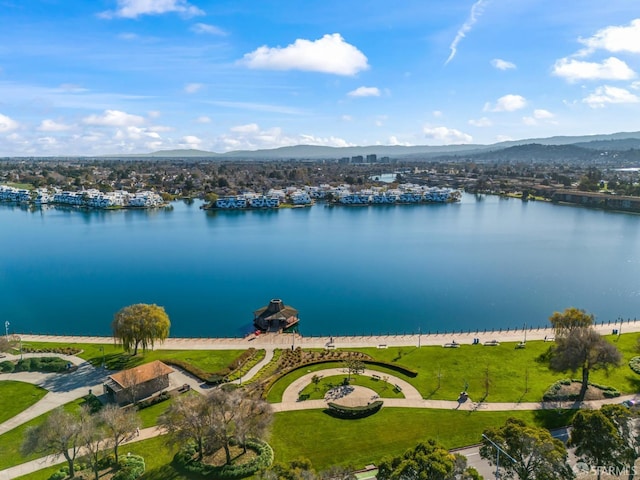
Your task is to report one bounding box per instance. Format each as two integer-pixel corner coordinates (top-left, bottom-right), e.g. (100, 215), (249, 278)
(254, 298), (298, 321)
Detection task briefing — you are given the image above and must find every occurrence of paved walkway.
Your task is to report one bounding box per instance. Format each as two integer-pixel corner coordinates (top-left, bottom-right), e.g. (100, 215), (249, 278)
(17, 317), (640, 350)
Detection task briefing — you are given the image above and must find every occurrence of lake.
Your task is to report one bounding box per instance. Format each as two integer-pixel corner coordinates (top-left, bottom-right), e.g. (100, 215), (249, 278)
(1, 195), (639, 338)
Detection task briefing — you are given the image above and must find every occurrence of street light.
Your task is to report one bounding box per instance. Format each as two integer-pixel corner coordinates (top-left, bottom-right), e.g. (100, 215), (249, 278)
(4, 321), (9, 339)
(482, 433), (517, 480)
(99, 346), (105, 369)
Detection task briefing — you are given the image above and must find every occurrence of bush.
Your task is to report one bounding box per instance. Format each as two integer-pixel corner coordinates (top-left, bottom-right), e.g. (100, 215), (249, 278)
(175, 439), (274, 479)
(13, 357), (69, 373)
(0, 360), (14, 373)
(136, 390), (170, 410)
(325, 400), (384, 419)
(22, 346), (81, 355)
(47, 470), (67, 480)
(629, 356), (640, 375)
(113, 454), (145, 480)
(543, 379), (621, 401)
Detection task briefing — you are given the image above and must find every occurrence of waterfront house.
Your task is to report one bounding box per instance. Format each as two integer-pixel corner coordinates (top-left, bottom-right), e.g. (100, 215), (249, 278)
(103, 360), (174, 405)
(253, 299), (299, 332)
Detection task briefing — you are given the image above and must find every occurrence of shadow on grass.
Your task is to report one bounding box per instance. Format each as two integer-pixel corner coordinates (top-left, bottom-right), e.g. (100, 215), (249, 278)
(141, 464), (186, 480)
(533, 408), (577, 429)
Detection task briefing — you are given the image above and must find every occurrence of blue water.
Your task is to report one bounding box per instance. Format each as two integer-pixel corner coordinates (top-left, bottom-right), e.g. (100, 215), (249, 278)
(1, 195), (639, 338)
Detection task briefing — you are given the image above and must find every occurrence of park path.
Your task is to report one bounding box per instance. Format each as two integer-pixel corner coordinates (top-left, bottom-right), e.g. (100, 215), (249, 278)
(17, 317), (640, 351)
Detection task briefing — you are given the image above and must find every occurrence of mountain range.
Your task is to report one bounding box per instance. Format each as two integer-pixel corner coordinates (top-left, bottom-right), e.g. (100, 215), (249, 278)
(107, 131), (640, 161)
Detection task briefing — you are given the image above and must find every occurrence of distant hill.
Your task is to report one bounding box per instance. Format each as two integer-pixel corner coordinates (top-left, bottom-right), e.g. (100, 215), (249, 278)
(100, 131), (640, 161)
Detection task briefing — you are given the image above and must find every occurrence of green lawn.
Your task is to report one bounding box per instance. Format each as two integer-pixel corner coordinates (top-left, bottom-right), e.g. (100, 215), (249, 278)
(14, 435), (184, 480)
(269, 407), (575, 471)
(0, 397), (90, 470)
(297, 374), (404, 401)
(24, 341), (248, 373)
(0, 381), (47, 424)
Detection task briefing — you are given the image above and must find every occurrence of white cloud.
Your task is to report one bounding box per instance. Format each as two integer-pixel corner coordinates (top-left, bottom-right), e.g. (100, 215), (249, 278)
(230, 123), (260, 133)
(495, 134), (513, 142)
(0, 113), (19, 132)
(184, 83), (203, 94)
(83, 110), (145, 127)
(522, 116), (537, 126)
(388, 136), (413, 146)
(100, 0), (204, 19)
(114, 126), (161, 141)
(181, 135), (202, 148)
(491, 59), (516, 70)
(148, 110), (161, 119)
(341, 115), (353, 122)
(423, 126), (472, 144)
(484, 94), (527, 112)
(38, 119), (72, 132)
(348, 86), (380, 97)
(191, 23), (226, 35)
(432, 110), (443, 118)
(579, 18), (640, 55)
(583, 85), (640, 108)
(445, 0), (488, 65)
(239, 33), (369, 76)
(533, 109), (554, 119)
(196, 116), (211, 123)
(553, 57), (635, 82)
(468, 117), (492, 127)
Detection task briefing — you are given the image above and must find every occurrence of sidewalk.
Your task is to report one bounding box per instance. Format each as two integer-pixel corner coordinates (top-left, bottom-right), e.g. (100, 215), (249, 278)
(18, 318), (640, 350)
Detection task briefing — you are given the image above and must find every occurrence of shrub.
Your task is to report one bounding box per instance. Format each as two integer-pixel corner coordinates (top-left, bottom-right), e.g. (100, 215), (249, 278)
(0, 360), (14, 373)
(175, 439), (274, 479)
(543, 379), (621, 401)
(629, 356), (640, 375)
(325, 400), (384, 419)
(136, 390), (170, 410)
(113, 454), (145, 480)
(13, 357), (69, 373)
(47, 470), (67, 480)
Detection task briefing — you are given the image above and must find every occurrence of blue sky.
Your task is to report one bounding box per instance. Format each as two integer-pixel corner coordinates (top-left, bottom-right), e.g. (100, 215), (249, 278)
(1, 0), (640, 156)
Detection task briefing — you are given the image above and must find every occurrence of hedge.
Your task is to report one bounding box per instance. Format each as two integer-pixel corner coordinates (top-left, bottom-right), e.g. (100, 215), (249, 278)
(12, 357), (70, 373)
(175, 439), (274, 479)
(543, 379), (621, 401)
(629, 356), (640, 375)
(325, 400), (384, 419)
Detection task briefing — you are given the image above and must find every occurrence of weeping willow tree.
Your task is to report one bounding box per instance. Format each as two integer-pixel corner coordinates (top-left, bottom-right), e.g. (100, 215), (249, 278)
(112, 303), (171, 355)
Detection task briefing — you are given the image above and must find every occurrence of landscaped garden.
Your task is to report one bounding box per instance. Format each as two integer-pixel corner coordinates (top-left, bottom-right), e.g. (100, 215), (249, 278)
(296, 374), (404, 401)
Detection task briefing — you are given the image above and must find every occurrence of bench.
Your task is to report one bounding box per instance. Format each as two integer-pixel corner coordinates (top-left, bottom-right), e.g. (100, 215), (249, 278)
(378, 344), (387, 349)
(371, 374), (381, 380)
(515, 342), (526, 349)
(394, 384), (403, 392)
(443, 342), (460, 348)
(484, 340), (500, 346)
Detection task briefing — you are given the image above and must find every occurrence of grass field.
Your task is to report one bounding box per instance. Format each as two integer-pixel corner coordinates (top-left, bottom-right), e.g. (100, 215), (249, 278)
(0, 397), (90, 470)
(0, 381), (47, 424)
(24, 341), (248, 373)
(297, 374), (404, 401)
(268, 407), (575, 471)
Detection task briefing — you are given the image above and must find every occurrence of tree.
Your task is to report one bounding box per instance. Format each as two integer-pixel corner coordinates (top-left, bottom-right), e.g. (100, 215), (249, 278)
(570, 409), (626, 480)
(343, 358), (365, 381)
(480, 418), (573, 480)
(377, 439), (475, 480)
(112, 303), (170, 355)
(549, 307), (594, 337)
(311, 374), (322, 392)
(80, 408), (110, 480)
(600, 404), (640, 480)
(21, 407), (85, 477)
(99, 403), (140, 464)
(160, 388), (272, 465)
(548, 307), (622, 401)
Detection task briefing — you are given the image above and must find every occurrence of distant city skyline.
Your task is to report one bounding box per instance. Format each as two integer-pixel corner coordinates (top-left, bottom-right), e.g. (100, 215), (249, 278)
(1, 0), (640, 156)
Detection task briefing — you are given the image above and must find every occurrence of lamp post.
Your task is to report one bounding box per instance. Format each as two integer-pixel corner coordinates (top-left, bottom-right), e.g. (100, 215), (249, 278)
(99, 346), (105, 369)
(523, 323), (527, 344)
(4, 321), (8, 339)
(482, 433), (517, 480)
(418, 326), (421, 348)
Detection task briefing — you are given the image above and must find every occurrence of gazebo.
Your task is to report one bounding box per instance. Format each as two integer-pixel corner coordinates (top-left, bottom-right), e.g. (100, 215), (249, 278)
(253, 299), (299, 332)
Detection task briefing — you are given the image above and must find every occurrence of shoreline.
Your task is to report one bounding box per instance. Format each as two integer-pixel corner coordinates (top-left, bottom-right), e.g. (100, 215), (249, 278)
(17, 318), (640, 350)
